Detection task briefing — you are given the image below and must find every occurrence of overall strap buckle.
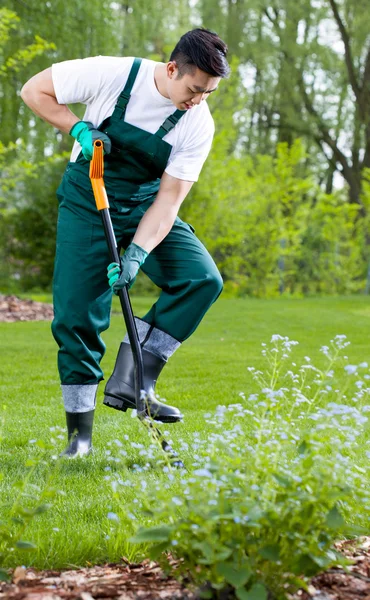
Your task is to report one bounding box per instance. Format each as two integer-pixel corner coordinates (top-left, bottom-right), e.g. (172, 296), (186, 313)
(113, 91), (131, 120)
(155, 109), (186, 139)
(111, 58), (142, 121)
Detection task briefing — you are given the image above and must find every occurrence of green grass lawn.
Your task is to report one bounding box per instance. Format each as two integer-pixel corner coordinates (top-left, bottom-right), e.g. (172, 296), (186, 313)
(0, 295), (369, 569)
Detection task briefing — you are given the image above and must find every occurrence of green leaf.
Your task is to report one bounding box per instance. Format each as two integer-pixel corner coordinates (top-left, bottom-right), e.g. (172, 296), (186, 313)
(343, 523), (369, 537)
(15, 540), (37, 550)
(130, 525), (172, 544)
(34, 503), (50, 514)
(148, 541), (169, 560)
(244, 583), (268, 600)
(199, 589), (213, 599)
(308, 553), (333, 569)
(236, 588), (250, 600)
(17, 507), (34, 517)
(194, 540), (215, 562)
(326, 505), (344, 529)
(294, 553), (320, 577)
(215, 562), (252, 589)
(298, 441), (308, 455)
(215, 547), (233, 561)
(258, 544), (280, 561)
(273, 474), (292, 488)
(0, 568), (9, 582)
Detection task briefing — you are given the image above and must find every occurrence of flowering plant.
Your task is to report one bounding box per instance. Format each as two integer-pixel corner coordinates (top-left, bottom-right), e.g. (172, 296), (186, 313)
(106, 335), (370, 599)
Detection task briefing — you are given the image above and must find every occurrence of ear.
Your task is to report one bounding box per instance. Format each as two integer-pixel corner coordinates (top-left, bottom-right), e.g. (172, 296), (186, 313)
(167, 61), (178, 79)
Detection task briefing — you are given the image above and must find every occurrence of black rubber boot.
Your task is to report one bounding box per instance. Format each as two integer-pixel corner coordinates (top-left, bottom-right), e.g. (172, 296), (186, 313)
(60, 410), (94, 458)
(103, 343), (182, 423)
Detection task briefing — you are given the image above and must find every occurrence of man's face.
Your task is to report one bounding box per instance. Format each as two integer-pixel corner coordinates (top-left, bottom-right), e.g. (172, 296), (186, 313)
(166, 61), (221, 111)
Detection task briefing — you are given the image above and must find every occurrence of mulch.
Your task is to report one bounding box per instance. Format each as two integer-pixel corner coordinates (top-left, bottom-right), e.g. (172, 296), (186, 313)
(0, 295), (54, 322)
(1, 538), (370, 600)
(292, 537), (370, 600)
(0, 558), (197, 600)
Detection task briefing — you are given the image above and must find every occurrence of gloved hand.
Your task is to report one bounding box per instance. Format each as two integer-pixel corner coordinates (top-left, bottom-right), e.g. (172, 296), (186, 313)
(107, 242), (148, 295)
(70, 121), (112, 161)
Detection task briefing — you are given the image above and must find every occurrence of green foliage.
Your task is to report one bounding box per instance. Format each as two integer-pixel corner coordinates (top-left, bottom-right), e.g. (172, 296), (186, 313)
(1, 155), (68, 291)
(0, 8), (18, 45)
(0, 2), (369, 295)
(182, 138), (366, 297)
(0, 9), (62, 293)
(125, 334), (370, 599)
(0, 8), (55, 77)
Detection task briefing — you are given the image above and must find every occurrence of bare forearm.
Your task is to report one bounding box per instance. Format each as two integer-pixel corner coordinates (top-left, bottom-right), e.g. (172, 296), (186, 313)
(132, 197), (179, 253)
(133, 173), (193, 253)
(21, 68), (79, 133)
(21, 88), (78, 133)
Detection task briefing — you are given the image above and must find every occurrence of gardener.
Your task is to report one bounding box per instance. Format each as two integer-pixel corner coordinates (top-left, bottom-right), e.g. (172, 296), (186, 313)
(21, 28), (230, 457)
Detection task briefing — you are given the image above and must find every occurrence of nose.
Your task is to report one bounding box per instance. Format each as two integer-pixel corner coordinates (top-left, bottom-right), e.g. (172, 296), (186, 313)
(191, 92), (207, 105)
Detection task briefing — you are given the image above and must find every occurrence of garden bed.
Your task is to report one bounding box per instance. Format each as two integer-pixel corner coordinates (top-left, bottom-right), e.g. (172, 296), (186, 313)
(0, 295), (53, 322)
(1, 538), (370, 600)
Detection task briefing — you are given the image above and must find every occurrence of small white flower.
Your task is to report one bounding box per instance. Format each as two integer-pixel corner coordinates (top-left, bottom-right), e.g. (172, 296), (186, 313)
(271, 334), (284, 342)
(194, 468), (213, 478)
(172, 496), (183, 506)
(107, 512), (120, 522)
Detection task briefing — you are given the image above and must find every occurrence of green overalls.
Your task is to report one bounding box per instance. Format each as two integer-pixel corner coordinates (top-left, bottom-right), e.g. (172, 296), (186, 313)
(52, 58), (223, 385)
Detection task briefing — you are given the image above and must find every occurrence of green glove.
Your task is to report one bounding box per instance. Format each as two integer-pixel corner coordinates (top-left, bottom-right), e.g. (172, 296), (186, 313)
(107, 242), (148, 295)
(70, 121), (112, 161)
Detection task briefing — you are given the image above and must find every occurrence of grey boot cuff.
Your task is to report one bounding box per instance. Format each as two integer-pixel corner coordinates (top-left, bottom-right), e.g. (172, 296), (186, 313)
(62, 384), (98, 413)
(123, 318), (181, 361)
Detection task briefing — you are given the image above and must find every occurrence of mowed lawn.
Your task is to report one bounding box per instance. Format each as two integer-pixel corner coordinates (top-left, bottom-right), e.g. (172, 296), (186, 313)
(0, 295), (369, 569)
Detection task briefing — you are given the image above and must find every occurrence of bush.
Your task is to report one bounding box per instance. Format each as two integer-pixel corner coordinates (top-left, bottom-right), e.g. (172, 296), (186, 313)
(1, 155), (66, 292)
(182, 139), (367, 297)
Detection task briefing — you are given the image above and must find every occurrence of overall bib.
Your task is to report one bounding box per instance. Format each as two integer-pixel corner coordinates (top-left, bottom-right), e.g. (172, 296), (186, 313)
(52, 58), (223, 387)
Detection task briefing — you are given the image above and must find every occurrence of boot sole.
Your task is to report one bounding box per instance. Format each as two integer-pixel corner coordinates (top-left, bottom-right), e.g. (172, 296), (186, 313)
(103, 395), (183, 423)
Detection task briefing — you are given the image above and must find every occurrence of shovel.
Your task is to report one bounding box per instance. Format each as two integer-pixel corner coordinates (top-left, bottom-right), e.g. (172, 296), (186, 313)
(89, 140), (184, 468)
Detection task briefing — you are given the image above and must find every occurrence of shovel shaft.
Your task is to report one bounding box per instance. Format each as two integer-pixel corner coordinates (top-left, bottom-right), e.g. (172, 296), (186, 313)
(89, 141), (146, 415)
(100, 209), (146, 415)
(89, 141), (185, 468)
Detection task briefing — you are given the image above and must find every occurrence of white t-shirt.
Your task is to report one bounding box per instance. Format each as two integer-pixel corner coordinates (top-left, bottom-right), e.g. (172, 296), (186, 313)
(52, 56), (215, 182)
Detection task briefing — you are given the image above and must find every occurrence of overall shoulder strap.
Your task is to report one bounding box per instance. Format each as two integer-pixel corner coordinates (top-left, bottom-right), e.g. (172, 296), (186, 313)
(111, 57), (142, 120)
(155, 109), (186, 139)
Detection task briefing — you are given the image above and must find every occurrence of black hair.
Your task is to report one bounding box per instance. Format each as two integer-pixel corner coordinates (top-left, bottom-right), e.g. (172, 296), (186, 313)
(169, 28), (230, 79)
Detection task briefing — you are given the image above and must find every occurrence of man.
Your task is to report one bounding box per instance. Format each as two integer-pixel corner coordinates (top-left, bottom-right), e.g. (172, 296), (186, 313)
(21, 28), (230, 457)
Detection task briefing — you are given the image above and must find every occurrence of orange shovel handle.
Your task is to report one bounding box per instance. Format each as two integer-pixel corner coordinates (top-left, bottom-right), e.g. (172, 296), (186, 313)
(89, 140), (109, 210)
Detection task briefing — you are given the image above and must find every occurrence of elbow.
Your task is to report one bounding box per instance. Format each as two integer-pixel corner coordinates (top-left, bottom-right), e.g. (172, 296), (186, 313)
(21, 81), (37, 107)
(20, 82), (31, 104)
